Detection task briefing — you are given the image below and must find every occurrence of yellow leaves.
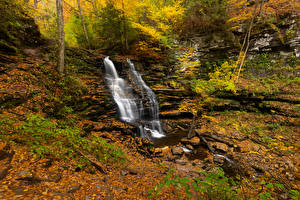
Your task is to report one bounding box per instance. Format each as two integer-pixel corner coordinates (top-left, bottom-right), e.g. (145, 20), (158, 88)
(160, 5), (185, 23)
(249, 151), (260, 154)
(176, 47), (200, 78)
(227, 12), (252, 24)
(132, 23), (161, 41)
(275, 135), (284, 139)
(202, 115), (219, 123)
(232, 123), (239, 130)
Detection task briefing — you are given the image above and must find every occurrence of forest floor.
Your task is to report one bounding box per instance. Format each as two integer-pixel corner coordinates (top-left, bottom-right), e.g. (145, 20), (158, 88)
(0, 48), (299, 200)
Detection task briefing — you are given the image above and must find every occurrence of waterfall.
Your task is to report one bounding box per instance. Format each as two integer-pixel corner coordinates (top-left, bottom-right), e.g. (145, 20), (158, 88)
(104, 56), (165, 139)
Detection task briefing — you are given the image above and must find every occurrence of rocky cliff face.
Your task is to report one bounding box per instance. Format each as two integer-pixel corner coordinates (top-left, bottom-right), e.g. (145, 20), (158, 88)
(184, 16), (300, 63)
(0, 0), (42, 54)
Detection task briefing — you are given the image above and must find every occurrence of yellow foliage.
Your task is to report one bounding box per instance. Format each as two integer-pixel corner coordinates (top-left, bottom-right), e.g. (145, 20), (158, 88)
(132, 23), (162, 41)
(176, 47), (200, 78)
(179, 98), (201, 115)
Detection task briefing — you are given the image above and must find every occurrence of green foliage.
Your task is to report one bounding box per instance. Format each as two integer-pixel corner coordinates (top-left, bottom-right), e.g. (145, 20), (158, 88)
(149, 167), (241, 200)
(244, 53), (280, 78)
(94, 2), (137, 53)
(38, 8), (58, 39)
(289, 190), (300, 200)
(0, 114), (126, 165)
(244, 53), (299, 80)
(65, 14), (97, 49)
(44, 75), (88, 118)
(180, 0), (229, 35)
(0, 0), (41, 53)
(191, 61), (236, 96)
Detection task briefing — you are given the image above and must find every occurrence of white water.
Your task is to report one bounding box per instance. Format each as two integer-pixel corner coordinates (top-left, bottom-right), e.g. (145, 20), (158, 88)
(104, 56), (164, 139)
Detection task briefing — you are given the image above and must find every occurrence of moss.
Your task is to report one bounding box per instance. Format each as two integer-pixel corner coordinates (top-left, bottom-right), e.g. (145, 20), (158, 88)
(0, 0), (42, 54)
(0, 39), (18, 53)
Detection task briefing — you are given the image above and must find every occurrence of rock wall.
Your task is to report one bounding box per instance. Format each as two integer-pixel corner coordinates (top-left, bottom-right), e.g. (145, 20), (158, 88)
(184, 16), (300, 63)
(0, 0), (42, 54)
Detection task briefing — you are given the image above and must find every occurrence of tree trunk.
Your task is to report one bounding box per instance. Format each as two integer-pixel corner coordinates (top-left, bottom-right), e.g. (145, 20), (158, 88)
(56, 0), (65, 74)
(236, 0), (260, 82)
(188, 114), (196, 138)
(121, 0), (128, 53)
(258, 0), (264, 17)
(77, 0), (91, 49)
(34, 0), (38, 9)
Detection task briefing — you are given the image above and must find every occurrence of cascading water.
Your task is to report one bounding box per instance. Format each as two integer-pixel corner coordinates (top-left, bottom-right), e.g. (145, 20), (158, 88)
(104, 56), (165, 139)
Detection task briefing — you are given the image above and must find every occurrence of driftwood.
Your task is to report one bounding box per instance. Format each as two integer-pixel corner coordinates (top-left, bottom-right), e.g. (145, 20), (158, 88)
(77, 150), (107, 174)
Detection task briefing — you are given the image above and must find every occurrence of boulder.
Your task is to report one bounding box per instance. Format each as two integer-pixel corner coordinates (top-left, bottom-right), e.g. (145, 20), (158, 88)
(238, 140), (265, 153)
(189, 137), (201, 146)
(186, 145), (194, 151)
(171, 147), (184, 156)
(212, 142), (228, 152)
(181, 136), (201, 146)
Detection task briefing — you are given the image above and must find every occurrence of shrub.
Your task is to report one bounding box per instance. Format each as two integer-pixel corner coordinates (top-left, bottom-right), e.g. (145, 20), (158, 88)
(149, 167), (241, 200)
(0, 114), (126, 166)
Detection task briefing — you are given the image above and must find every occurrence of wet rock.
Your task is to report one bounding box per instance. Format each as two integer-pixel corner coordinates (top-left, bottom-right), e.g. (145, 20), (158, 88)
(171, 147), (184, 155)
(181, 136), (201, 146)
(213, 155), (225, 164)
(212, 142), (228, 152)
(186, 145), (194, 151)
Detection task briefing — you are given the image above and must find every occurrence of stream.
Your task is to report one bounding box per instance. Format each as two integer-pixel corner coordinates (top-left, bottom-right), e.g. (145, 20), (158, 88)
(104, 57), (165, 139)
(104, 57), (236, 165)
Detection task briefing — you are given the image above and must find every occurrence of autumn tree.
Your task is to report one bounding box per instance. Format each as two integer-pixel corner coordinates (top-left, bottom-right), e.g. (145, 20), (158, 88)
(76, 0), (91, 49)
(56, 0), (65, 74)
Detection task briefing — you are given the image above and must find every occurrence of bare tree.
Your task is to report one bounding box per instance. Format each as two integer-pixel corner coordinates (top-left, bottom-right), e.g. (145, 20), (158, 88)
(77, 0), (91, 49)
(236, 0), (262, 82)
(56, 0), (65, 74)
